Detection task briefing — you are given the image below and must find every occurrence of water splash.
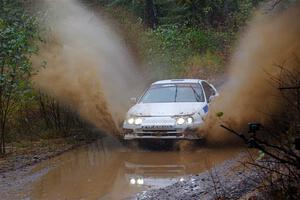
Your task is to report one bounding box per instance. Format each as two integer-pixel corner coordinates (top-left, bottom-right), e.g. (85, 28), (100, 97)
(32, 0), (146, 135)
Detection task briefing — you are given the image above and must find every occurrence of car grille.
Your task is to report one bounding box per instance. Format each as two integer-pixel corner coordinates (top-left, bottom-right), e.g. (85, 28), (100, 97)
(142, 129), (177, 132)
(141, 117), (175, 130)
(141, 125), (174, 130)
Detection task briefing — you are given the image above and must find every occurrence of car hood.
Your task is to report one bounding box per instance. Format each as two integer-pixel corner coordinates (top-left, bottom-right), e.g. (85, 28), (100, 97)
(127, 102), (207, 116)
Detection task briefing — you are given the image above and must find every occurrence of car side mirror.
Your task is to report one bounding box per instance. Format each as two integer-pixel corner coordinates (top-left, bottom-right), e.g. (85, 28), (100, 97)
(130, 97), (137, 104)
(208, 95), (216, 103)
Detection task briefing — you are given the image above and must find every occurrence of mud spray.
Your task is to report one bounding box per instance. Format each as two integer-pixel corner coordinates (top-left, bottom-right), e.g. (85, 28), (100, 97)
(32, 0), (146, 135)
(201, 2), (300, 143)
(33, 0), (300, 142)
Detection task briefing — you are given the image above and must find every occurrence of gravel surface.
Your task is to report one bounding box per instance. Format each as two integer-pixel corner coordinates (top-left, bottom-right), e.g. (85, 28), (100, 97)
(0, 141), (75, 174)
(135, 153), (262, 200)
(0, 164), (52, 200)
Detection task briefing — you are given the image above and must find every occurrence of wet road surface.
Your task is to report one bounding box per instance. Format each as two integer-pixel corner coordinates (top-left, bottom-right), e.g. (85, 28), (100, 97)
(1, 136), (241, 200)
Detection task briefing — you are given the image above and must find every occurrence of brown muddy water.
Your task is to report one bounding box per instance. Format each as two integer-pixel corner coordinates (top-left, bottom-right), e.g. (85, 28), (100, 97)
(1, 136), (241, 200)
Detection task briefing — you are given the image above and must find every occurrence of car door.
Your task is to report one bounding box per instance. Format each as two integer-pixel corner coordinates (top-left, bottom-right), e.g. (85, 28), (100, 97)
(201, 81), (217, 103)
(201, 81), (218, 115)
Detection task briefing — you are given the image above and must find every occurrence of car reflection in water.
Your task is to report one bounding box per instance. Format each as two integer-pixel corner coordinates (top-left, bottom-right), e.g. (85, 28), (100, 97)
(125, 156), (189, 188)
(27, 138), (239, 200)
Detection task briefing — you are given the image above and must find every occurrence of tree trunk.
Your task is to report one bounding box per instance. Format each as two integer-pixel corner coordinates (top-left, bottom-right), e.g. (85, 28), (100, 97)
(144, 0), (158, 29)
(38, 93), (51, 129)
(1, 123), (5, 154)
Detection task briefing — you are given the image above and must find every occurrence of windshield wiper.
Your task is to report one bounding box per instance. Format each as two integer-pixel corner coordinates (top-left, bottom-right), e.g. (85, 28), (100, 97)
(174, 85), (178, 102)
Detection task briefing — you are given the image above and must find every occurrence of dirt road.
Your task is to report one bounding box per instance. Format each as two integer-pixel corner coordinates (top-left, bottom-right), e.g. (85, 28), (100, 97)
(0, 136), (241, 200)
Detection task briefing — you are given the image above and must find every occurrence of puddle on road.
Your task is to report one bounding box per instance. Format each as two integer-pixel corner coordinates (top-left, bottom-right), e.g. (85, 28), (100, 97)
(22, 137), (240, 200)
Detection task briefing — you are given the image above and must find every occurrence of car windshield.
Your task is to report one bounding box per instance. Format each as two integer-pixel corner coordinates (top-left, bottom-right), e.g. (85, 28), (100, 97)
(140, 83), (205, 103)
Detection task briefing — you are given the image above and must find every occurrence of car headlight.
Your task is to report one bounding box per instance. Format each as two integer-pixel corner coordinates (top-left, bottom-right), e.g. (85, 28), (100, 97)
(126, 116), (143, 125)
(130, 178), (136, 184)
(187, 117), (193, 124)
(137, 178), (144, 185)
(134, 117), (143, 125)
(127, 117), (135, 124)
(176, 116), (194, 125)
(176, 117), (185, 125)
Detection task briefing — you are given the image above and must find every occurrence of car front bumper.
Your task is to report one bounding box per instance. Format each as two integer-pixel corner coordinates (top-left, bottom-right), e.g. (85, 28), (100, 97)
(123, 124), (203, 140)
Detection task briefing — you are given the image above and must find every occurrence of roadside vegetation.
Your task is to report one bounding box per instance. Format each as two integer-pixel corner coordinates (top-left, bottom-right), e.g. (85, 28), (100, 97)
(0, 1), (98, 157)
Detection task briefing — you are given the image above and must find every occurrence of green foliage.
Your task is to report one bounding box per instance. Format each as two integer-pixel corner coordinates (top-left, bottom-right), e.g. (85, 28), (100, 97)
(184, 51), (224, 77)
(216, 112), (224, 118)
(0, 0), (39, 153)
(96, 0), (259, 79)
(0, 0), (39, 98)
(174, 0), (261, 29)
(98, 0), (262, 29)
(143, 26), (231, 78)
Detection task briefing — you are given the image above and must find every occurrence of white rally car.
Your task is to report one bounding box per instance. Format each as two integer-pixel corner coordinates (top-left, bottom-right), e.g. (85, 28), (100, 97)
(123, 79), (218, 140)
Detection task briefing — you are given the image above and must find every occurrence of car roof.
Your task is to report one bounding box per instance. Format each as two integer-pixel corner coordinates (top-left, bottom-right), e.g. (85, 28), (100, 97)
(152, 79), (204, 85)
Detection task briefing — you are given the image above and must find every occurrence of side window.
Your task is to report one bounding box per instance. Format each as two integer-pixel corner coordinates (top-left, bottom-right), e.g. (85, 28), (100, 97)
(201, 81), (215, 101)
